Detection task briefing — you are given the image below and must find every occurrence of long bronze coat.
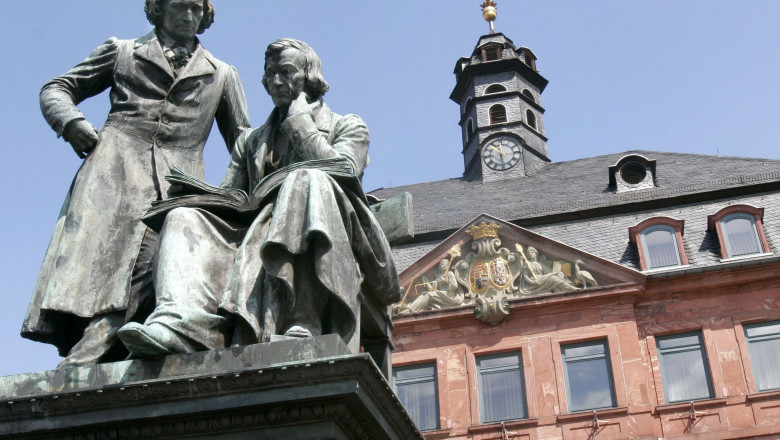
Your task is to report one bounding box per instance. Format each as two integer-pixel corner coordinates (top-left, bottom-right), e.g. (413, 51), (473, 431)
(143, 102), (399, 351)
(22, 31), (250, 355)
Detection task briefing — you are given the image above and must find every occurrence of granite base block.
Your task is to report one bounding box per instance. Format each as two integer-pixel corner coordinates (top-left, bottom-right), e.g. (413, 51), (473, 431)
(0, 335), (422, 439)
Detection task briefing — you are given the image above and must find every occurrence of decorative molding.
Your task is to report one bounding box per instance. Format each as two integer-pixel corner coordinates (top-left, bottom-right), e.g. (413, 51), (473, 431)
(395, 220), (603, 325)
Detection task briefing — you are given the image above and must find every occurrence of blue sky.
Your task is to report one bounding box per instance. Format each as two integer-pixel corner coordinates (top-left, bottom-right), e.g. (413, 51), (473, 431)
(2, 1), (779, 376)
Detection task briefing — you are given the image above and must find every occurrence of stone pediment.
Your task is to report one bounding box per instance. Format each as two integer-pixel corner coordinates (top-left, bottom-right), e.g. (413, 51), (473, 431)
(393, 214), (645, 324)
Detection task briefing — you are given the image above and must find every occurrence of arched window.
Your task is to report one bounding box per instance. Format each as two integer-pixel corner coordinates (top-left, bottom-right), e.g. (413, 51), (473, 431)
(485, 84), (507, 94)
(629, 217), (688, 271)
(489, 105), (507, 125)
(467, 119), (474, 139)
(463, 97), (473, 115)
(641, 226), (681, 269)
(722, 214), (762, 256)
(521, 89), (535, 102)
(707, 205), (769, 259)
(525, 109), (537, 130)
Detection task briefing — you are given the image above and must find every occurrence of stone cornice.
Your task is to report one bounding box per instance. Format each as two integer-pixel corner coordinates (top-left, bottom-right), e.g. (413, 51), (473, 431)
(0, 353), (423, 440)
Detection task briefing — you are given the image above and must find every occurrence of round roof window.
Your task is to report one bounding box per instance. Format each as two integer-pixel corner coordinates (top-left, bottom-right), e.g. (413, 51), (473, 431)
(620, 162), (647, 184)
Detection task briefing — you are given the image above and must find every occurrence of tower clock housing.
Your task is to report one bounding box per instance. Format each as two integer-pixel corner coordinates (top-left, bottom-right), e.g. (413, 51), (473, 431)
(451, 33), (550, 182)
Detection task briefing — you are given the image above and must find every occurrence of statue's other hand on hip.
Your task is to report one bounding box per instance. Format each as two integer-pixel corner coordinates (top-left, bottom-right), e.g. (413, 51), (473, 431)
(63, 119), (99, 159)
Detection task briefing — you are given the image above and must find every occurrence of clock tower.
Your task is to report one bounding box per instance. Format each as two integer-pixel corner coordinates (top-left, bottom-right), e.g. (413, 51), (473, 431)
(451, 2), (550, 182)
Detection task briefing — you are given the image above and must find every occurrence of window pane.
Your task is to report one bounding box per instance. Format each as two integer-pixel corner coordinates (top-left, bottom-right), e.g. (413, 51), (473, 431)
(657, 333), (713, 403)
(563, 343), (605, 359)
(566, 357), (616, 411)
(478, 353), (527, 423)
(480, 369), (526, 422)
(658, 334), (702, 350)
(746, 321), (780, 339)
(723, 216), (761, 256)
(643, 227), (680, 268)
(479, 353), (520, 370)
(394, 364), (439, 431)
(395, 365), (435, 380)
(746, 321), (780, 392)
(562, 341), (616, 412)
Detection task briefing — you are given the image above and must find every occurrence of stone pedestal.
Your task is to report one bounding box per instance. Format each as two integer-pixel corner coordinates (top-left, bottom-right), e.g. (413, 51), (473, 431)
(0, 335), (422, 439)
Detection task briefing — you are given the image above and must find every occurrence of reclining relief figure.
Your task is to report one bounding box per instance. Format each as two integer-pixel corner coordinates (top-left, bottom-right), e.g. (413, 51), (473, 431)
(119, 39), (400, 356)
(22, 0), (250, 367)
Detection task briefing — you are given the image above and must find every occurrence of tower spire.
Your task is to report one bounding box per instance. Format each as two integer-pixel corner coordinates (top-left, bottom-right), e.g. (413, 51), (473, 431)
(481, 1), (497, 34)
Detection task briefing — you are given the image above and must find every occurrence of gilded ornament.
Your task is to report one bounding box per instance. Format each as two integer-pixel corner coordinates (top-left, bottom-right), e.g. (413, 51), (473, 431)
(465, 221), (502, 240)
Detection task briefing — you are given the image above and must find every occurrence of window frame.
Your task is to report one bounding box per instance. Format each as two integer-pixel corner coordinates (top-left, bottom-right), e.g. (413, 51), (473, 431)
(743, 320), (780, 393)
(392, 362), (440, 431)
(525, 109), (537, 130)
(481, 44), (502, 62)
(707, 205), (770, 259)
(629, 217), (688, 271)
(645, 323), (725, 406)
(489, 104), (507, 125)
(484, 84), (507, 94)
(655, 331), (715, 403)
(560, 339), (617, 413)
(476, 351), (528, 424)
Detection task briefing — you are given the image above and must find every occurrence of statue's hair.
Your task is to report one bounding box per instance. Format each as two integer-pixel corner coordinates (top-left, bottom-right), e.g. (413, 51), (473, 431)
(144, 0), (215, 35)
(262, 38), (330, 100)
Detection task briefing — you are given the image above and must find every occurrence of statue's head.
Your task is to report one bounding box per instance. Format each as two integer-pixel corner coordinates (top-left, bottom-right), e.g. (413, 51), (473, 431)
(262, 39), (330, 108)
(145, 0), (215, 39)
(527, 247), (538, 260)
(439, 259), (450, 271)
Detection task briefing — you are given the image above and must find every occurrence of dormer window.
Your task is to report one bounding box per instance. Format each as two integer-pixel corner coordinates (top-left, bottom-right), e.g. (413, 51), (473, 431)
(708, 205), (770, 259)
(525, 109), (537, 130)
(609, 154), (657, 193)
(519, 47), (538, 72)
(629, 217), (688, 271)
(482, 45), (501, 62)
(489, 104), (507, 124)
(485, 84), (507, 94)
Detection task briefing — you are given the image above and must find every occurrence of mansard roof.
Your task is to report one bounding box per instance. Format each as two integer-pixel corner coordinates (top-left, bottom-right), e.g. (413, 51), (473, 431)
(370, 150), (780, 237)
(371, 151), (780, 273)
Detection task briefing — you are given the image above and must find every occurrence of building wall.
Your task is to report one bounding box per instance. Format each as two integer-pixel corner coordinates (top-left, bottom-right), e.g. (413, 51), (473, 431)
(391, 261), (780, 439)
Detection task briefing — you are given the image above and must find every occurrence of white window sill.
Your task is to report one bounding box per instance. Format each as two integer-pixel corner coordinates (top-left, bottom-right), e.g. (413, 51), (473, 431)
(720, 252), (774, 263)
(642, 264), (691, 275)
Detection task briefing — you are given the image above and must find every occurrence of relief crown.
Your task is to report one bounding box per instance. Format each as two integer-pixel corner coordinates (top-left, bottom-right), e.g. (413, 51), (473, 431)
(465, 222), (502, 240)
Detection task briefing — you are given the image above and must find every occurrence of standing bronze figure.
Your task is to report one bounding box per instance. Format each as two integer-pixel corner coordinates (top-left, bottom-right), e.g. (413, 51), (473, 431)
(22, 0), (250, 367)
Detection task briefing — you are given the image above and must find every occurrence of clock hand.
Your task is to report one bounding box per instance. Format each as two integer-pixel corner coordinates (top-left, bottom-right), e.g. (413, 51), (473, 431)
(488, 146), (506, 159)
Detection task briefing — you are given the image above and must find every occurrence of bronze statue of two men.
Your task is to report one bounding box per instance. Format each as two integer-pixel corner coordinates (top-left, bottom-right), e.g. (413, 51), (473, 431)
(22, 0), (400, 367)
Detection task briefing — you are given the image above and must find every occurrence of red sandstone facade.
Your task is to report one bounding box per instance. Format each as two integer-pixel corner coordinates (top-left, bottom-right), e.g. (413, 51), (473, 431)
(391, 261), (780, 439)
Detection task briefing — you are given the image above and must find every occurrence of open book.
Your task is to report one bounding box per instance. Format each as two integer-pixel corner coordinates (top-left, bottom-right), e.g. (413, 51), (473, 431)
(143, 156), (359, 231)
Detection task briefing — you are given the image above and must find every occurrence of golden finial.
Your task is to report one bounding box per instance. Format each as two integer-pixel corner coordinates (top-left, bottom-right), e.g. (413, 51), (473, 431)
(466, 222), (502, 240)
(481, 0), (497, 33)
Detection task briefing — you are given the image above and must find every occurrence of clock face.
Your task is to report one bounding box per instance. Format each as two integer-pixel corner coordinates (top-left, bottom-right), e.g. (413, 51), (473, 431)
(481, 137), (521, 171)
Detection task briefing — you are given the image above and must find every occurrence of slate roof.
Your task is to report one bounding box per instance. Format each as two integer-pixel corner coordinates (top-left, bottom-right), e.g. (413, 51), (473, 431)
(371, 150), (780, 272)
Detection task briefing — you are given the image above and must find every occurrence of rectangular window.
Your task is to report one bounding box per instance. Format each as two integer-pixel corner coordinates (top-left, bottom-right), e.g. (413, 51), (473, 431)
(561, 340), (616, 412)
(393, 364), (439, 431)
(656, 332), (714, 403)
(477, 352), (527, 423)
(745, 321), (780, 392)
